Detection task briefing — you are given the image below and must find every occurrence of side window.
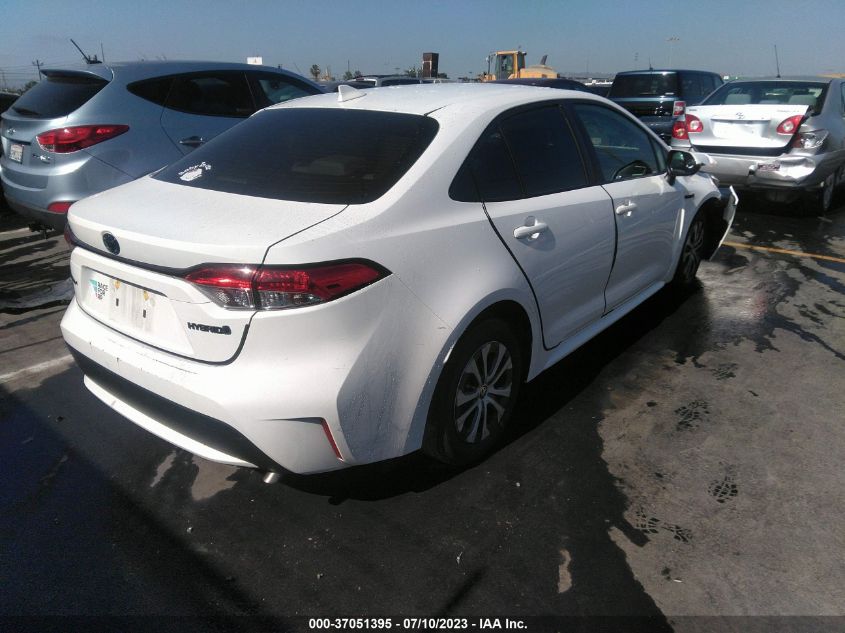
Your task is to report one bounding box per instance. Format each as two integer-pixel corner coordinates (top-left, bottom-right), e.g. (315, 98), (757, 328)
(127, 77), (173, 106)
(650, 137), (668, 172)
(166, 72), (254, 118)
(841, 84), (845, 115)
(499, 106), (588, 196)
(450, 126), (522, 202)
(248, 73), (315, 108)
(681, 73), (703, 101)
(573, 103), (660, 183)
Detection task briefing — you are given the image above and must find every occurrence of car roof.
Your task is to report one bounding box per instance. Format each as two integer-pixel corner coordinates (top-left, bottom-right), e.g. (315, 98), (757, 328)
(615, 69), (717, 75)
(723, 76), (834, 84)
(39, 60), (316, 86)
(268, 83), (607, 119)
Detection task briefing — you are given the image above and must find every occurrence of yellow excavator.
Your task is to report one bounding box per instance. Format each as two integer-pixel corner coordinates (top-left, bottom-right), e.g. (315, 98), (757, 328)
(480, 50), (558, 81)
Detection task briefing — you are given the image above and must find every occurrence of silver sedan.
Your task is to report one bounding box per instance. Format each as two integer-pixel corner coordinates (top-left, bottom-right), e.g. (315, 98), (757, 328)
(671, 77), (845, 213)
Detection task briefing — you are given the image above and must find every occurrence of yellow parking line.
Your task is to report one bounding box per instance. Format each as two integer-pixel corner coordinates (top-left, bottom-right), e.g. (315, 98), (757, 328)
(722, 241), (845, 264)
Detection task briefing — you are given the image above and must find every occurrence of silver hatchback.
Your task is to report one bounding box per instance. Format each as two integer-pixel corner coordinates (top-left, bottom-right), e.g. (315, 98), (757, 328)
(0, 61), (321, 230)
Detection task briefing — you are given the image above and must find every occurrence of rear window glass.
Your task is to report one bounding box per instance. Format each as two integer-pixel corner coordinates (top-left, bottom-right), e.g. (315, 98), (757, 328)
(609, 73), (679, 98)
(703, 81), (827, 114)
(11, 73), (108, 118)
(154, 108), (439, 204)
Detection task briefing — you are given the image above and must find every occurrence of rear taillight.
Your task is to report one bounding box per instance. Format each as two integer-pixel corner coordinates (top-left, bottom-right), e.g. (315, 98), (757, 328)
(36, 124), (129, 153)
(47, 201), (75, 214)
(776, 115), (803, 135)
(686, 114), (703, 133)
(184, 261), (389, 310)
(673, 115), (703, 140)
(672, 100), (686, 116)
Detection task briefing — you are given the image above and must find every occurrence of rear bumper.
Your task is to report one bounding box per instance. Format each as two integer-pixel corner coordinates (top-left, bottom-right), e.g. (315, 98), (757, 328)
(60, 268), (452, 474)
(4, 196), (67, 230)
(0, 153), (132, 230)
(691, 151), (838, 191)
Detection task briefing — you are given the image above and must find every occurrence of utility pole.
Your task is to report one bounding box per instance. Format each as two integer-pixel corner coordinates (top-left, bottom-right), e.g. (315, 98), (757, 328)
(667, 36), (680, 67)
(33, 59), (43, 81)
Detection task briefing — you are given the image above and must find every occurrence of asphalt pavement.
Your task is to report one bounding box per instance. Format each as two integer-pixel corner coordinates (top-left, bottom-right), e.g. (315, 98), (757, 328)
(1, 194), (844, 633)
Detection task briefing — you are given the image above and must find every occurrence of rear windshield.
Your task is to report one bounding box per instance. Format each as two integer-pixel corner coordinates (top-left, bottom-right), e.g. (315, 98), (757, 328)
(11, 73), (108, 118)
(154, 108), (439, 204)
(609, 73), (679, 98)
(703, 81), (827, 114)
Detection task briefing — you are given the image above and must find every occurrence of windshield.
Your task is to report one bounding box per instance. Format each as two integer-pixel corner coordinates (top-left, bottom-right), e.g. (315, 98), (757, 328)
(154, 108), (439, 205)
(11, 73), (108, 118)
(609, 73), (679, 98)
(703, 81), (827, 114)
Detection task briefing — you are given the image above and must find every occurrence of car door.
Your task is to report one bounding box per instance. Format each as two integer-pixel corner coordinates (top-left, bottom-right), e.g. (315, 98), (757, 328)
(570, 102), (684, 311)
(462, 104), (616, 347)
(161, 71), (254, 154)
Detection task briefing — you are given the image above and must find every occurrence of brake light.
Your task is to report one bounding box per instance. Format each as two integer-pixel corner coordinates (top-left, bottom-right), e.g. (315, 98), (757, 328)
(36, 125), (129, 153)
(321, 419), (343, 460)
(776, 115), (803, 135)
(686, 114), (703, 133)
(47, 201), (75, 214)
(184, 261), (389, 310)
(672, 120), (688, 140)
(672, 100), (686, 116)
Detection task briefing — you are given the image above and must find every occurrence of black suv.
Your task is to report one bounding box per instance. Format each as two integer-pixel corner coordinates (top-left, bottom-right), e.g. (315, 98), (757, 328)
(609, 70), (723, 141)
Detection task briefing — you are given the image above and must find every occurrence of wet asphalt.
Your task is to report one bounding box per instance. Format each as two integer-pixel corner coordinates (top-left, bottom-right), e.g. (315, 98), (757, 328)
(1, 193), (843, 632)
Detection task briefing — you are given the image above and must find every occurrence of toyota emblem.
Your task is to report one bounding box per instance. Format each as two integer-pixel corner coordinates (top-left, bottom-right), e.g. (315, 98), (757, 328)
(102, 232), (120, 255)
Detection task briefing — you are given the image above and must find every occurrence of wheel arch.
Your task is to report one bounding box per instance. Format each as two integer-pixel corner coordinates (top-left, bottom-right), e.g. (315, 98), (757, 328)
(402, 293), (541, 456)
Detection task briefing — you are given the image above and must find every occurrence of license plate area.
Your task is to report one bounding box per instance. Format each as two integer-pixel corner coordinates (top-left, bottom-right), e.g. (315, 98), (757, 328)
(756, 162), (781, 172)
(9, 143), (23, 163)
(82, 268), (193, 354)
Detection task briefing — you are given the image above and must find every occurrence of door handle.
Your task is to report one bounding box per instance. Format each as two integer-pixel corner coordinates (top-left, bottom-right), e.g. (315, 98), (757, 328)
(615, 201), (638, 216)
(179, 136), (205, 148)
(513, 217), (548, 240)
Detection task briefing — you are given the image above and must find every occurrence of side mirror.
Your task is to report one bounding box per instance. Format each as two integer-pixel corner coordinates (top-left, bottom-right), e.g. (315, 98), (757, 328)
(666, 149), (702, 185)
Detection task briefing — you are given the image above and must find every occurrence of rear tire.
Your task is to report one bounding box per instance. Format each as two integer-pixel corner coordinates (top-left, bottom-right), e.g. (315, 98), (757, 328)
(811, 172), (836, 215)
(423, 318), (523, 466)
(670, 212), (706, 288)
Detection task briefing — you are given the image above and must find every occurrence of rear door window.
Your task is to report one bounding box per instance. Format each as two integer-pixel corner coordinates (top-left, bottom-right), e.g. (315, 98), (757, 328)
(450, 127), (522, 202)
(165, 72), (254, 118)
(573, 103), (660, 183)
(154, 108), (438, 204)
(127, 77), (173, 106)
(11, 73), (108, 118)
(499, 106), (588, 196)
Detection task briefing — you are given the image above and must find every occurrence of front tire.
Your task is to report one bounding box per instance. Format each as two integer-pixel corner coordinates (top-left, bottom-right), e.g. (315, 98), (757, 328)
(671, 212), (706, 287)
(423, 318), (524, 466)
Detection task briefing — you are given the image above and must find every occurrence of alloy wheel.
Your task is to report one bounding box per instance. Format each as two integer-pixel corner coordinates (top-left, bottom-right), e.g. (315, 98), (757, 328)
(453, 341), (513, 444)
(680, 218), (705, 282)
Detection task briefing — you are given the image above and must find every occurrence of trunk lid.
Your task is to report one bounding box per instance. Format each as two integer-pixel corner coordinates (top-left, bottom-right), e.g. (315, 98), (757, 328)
(68, 177), (347, 362)
(69, 176), (347, 268)
(686, 104), (809, 151)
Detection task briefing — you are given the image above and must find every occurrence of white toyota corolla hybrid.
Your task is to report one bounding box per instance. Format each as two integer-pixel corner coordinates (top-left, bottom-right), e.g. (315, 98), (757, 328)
(61, 84), (736, 475)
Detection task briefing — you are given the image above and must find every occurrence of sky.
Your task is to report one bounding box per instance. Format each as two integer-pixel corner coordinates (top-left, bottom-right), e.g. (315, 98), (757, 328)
(2, 0), (844, 88)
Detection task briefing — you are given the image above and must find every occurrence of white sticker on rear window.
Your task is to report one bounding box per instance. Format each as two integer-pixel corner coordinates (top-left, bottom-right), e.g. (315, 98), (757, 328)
(178, 161), (212, 182)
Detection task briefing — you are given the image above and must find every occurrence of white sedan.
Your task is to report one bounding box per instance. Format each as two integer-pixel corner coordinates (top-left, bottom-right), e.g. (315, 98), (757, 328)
(61, 84), (736, 475)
